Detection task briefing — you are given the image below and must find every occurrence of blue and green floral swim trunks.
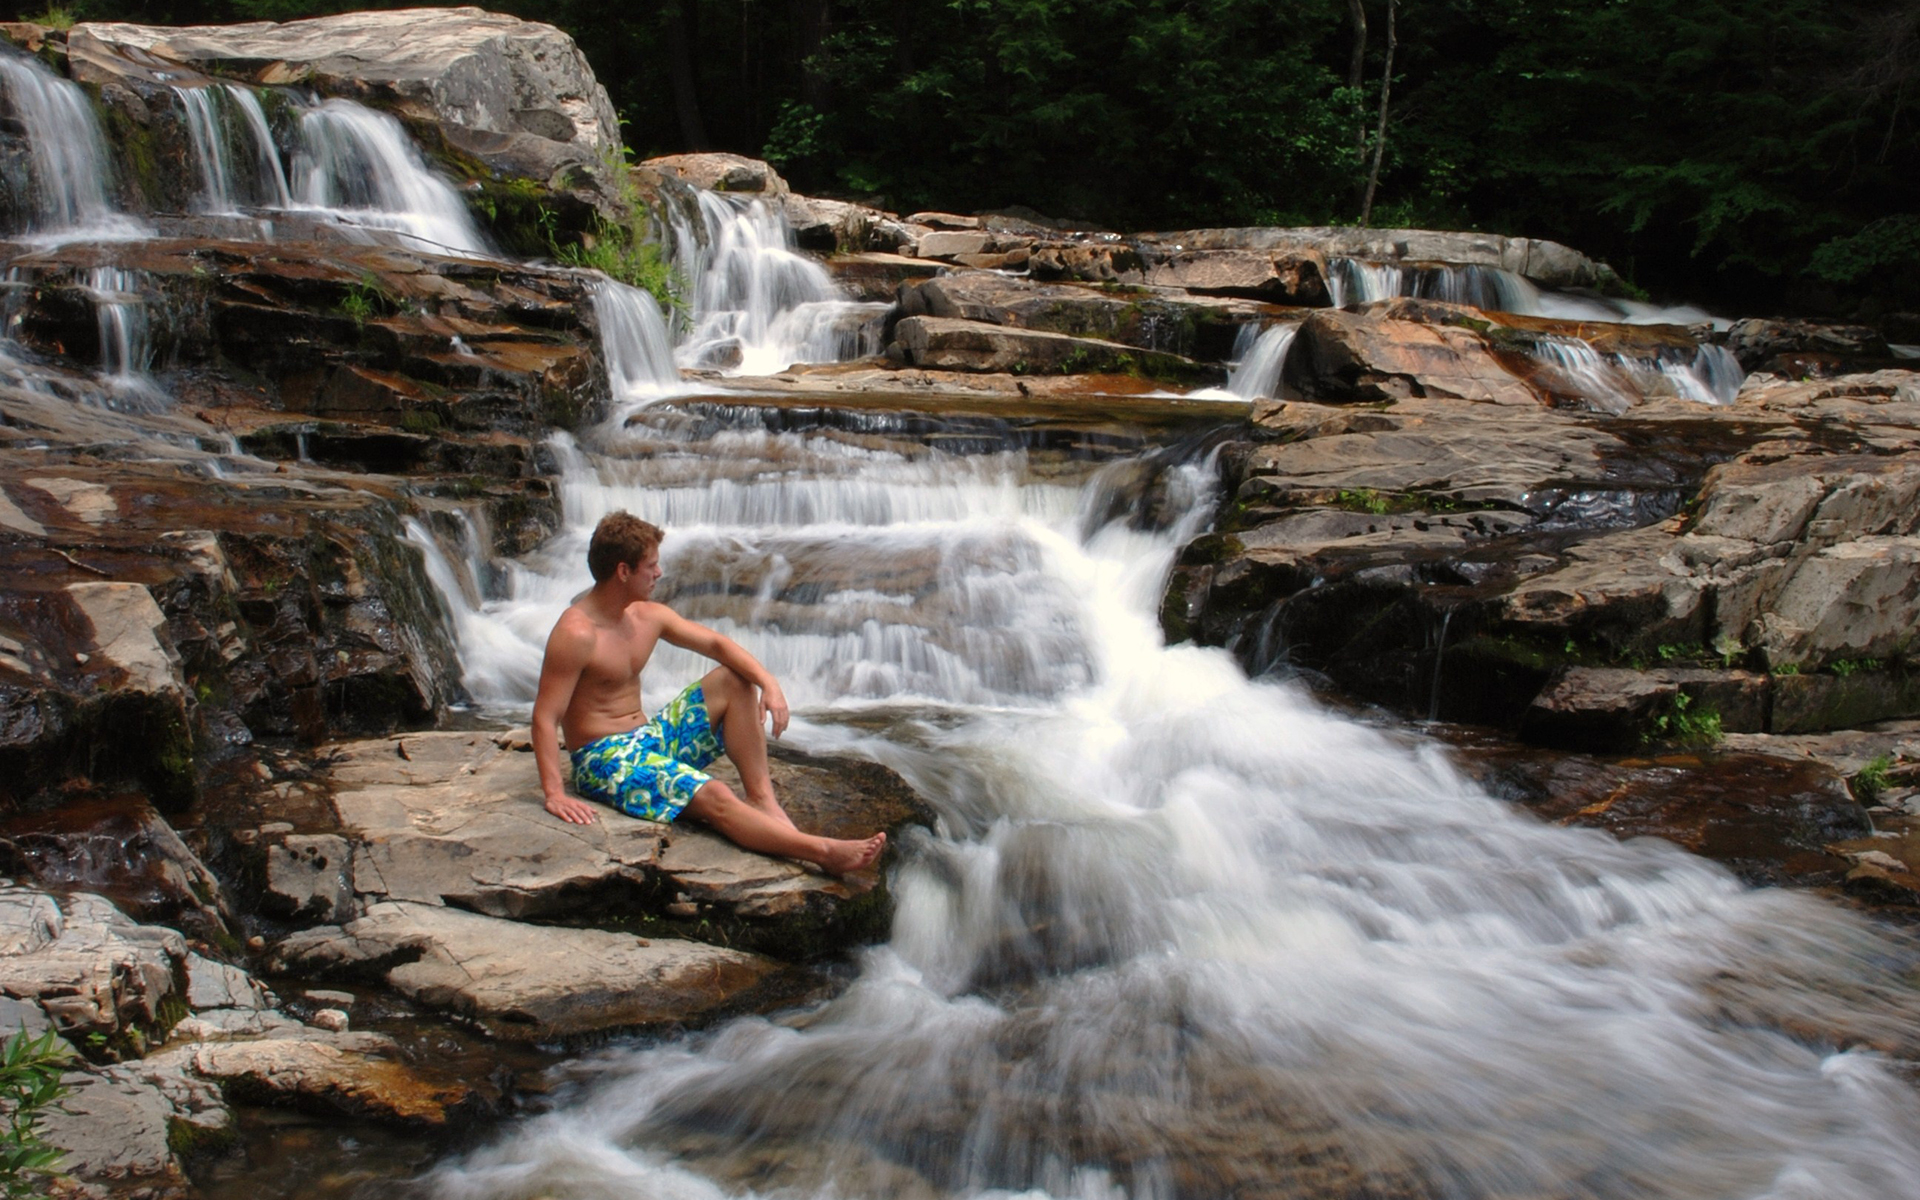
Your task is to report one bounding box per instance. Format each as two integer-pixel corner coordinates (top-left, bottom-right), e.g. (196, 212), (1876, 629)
(569, 682), (725, 822)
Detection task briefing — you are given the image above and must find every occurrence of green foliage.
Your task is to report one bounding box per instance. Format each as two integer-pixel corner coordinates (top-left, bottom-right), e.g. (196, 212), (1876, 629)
(1831, 657), (1882, 677)
(1771, 661), (1802, 676)
(548, 148), (685, 317)
(22, 7), (76, 29)
(1648, 691), (1722, 746)
(1334, 488), (1393, 515)
(337, 273), (393, 328)
(0, 1028), (70, 1199)
(1851, 753), (1895, 802)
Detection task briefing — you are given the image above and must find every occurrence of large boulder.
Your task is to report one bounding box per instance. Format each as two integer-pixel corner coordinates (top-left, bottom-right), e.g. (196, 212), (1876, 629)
(70, 8), (625, 218)
(294, 727), (926, 956)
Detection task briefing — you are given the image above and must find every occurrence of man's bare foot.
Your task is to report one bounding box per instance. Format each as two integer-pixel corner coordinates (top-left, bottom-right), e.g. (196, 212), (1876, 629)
(817, 832), (886, 875)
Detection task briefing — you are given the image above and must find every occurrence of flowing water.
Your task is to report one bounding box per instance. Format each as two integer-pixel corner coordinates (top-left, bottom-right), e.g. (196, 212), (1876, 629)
(668, 190), (889, 374)
(0, 52), (149, 242)
(407, 376), (1920, 1200)
(286, 99), (492, 257)
(177, 83), (293, 215)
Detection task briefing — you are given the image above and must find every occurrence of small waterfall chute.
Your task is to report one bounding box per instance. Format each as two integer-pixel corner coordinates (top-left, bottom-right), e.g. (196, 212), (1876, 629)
(176, 84), (292, 215)
(1223, 322), (1299, 400)
(592, 279), (681, 405)
(669, 190), (886, 375)
(85, 267), (167, 412)
(288, 99), (491, 258)
(0, 53), (149, 242)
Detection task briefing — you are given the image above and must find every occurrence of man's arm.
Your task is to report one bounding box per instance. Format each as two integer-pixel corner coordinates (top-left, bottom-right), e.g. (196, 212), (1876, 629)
(648, 604), (791, 737)
(531, 616), (601, 824)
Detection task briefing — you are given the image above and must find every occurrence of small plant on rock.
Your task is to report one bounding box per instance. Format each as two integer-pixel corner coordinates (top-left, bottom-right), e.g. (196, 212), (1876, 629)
(1852, 753), (1894, 803)
(0, 1028), (69, 1199)
(1648, 691), (1723, 746)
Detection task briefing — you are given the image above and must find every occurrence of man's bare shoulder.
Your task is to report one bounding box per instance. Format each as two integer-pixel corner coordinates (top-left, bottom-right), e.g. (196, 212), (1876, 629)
(622, 600), (680, 629)
(544, 604), (600, 654)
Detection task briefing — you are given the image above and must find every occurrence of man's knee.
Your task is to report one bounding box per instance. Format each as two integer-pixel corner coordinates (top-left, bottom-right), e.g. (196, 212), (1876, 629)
(685, 779), (743, 823)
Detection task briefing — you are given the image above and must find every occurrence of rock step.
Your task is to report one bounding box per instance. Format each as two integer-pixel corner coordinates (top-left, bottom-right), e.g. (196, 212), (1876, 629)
(260, 729), (929, 958)
(271, 900), (799, 1041)
(891, 316), (1220, 387)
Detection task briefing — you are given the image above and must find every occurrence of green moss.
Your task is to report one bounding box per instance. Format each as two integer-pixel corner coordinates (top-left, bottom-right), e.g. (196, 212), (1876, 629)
(167, 1114), (237, 1161)
(1645, 691), (1723, 746)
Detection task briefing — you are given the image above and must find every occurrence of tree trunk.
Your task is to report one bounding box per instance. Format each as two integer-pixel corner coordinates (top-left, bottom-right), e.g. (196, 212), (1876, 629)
(1348, 0), (1369, 206)
(664, 0), (711, 149)
(1359, 0), (1397, 227)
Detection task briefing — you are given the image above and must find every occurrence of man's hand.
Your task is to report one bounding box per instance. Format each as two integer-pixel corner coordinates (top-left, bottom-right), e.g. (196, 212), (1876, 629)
(760, 681), (790, 739)
(545, 793), (599, 825)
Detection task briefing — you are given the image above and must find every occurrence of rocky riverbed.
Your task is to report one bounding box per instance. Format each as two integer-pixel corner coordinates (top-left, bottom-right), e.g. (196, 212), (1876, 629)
(0, 6), (1917, 1197)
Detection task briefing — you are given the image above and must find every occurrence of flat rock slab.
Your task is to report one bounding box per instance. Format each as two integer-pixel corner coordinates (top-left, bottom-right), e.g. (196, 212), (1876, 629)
(273, 901), (791, 1041)
(309, 729), (926, 953)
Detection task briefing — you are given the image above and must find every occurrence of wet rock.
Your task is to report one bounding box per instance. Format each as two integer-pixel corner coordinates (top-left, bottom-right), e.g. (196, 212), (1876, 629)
(1453, 736), (1867, 887)
(0, 886), (185, 1043)
(900, 271), (1275, 361)
(0, 800), (232, 942)
(272, 900), (791, 1041)
(893, 316), (1220, 386)
(1027, 241), (1148, 285)
(1136, 226), (1618, 291)
(1520, 667), (1769, 752)
(1724, 318), (1891, 372)
(72, 9), (625, 219)
(1139, 247), (1330, 305)
(184, 1035), (482, 1125)
(1284, 307), (1541, 406)
(825, 252), (945, 302)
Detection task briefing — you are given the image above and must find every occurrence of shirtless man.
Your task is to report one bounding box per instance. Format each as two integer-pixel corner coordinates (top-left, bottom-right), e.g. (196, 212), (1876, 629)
(532, 511), (886, 875)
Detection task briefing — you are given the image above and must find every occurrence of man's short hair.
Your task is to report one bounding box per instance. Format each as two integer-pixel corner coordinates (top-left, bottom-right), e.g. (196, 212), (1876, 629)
(587, 511), (665, 583)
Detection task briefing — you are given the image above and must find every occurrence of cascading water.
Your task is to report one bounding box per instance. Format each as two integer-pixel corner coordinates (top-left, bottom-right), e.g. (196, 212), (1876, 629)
(417, 387), (1920, 1200)
(669, 189), (888, 374)
(1527, 334), (1746, 410)
(176, 84), (292, 215)
(287, 99), (491, 257)
(593, 279), (682, 403)
(1328, 255), (1724, 328)
(0, 52), (148, 241)
(1223, 322), (1299, 400)
(85, 267), (166, 411)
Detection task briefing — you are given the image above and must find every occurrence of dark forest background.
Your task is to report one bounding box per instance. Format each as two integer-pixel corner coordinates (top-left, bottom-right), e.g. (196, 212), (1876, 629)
(15, 0), (1920, 317)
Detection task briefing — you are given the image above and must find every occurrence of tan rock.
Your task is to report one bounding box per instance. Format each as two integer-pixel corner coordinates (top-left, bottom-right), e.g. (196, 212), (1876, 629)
(274, 900), (787, 1040)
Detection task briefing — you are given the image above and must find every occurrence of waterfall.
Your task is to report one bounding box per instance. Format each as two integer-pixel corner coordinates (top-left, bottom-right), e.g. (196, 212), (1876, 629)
(1328, 255), (1726, 328)
(176, 84), (292, 214)
(592, 279), (681, 405)
(287, 99), (490, 257)
(1527, 334), (1746, 411)
(1223, 322), (1299, 400)
(85, 267), (166, 411)
(420, 400), (1920, 1200)
(0, 53), (148, 241)
(669, 189), (889, 374)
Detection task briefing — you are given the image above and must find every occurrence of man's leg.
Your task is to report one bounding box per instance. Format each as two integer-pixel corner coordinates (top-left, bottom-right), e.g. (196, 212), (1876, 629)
(684, 779), (884, 875)
(699, 666), (797, 831)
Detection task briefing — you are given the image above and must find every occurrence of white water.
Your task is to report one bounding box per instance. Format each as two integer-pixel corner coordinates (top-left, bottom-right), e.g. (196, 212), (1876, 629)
(287, 99), (491, 257)
(1223, 322), (1298, 400)
(176, 84), (292, 215)
(84, 267), (167, 411)
(1329, 255), (1723, 328)
(415, 386), (1920, 1199)
(0, 54), (149, 242)
(593, 280), (683, 403)
(669, 190), (888, 374)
